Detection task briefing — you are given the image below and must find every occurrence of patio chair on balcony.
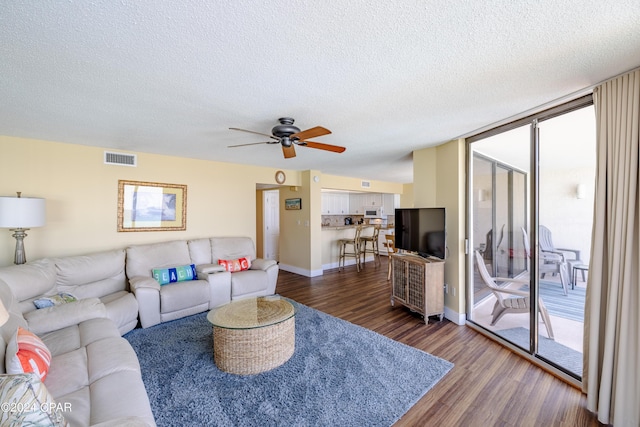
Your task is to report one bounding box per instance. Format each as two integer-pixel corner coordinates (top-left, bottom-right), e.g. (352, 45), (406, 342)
(475, 250), (554, 340)
(521, 227), (570, 295)
(483, 224), (505, 275)
(539, 225), (584, 282)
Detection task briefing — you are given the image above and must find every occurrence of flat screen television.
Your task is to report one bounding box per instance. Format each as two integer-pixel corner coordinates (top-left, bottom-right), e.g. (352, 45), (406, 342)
(394, 207), (446, 259)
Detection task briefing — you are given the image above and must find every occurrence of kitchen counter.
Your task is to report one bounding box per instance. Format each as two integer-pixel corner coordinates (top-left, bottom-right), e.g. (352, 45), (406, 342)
(321, 224), (394, 230)
(321, 224), (372, 230)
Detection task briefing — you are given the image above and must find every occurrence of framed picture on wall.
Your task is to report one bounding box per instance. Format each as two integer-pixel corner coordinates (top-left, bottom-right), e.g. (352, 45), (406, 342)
(285, 198), (302, 210)
(117, 180), (187, 231)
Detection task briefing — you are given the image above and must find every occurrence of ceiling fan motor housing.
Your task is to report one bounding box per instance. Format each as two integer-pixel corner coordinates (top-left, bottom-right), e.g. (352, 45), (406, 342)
(272, 117), (300, 139)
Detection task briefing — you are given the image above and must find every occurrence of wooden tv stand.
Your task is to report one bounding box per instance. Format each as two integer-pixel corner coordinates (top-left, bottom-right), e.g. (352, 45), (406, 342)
(390, 253), (445, 324)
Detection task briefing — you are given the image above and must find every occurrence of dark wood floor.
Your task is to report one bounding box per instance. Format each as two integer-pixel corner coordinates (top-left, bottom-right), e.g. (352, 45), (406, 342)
(276, 258), (603, 427)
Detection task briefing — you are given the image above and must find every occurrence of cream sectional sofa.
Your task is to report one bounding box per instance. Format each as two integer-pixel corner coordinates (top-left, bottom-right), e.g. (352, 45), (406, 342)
(127, 236), (278, 328)
(0, 235), (277, 425)
(0, 275), (155, 426)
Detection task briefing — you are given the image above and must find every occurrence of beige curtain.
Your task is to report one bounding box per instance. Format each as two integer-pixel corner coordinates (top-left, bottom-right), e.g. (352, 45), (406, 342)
(585, 69), (640, 426)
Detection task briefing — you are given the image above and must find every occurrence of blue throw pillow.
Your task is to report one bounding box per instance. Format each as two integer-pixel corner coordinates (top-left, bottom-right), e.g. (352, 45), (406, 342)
(152, 264), (197, 285)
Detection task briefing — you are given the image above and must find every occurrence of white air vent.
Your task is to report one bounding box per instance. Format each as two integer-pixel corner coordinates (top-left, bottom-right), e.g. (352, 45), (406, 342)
(361, 180), (371, 188)
(104, 151), (137, 167)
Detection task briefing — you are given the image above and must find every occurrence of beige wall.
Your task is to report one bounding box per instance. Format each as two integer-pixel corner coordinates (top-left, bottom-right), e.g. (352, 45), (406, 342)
(0, 135), (417, 280)
(412, 147), (438, 207)
(277, 170), (323, 276)
(320, 174), (403, 194)
(0, 136), (299, 267)
(400, 183), (414, 208)
(412, 140), (466, 322)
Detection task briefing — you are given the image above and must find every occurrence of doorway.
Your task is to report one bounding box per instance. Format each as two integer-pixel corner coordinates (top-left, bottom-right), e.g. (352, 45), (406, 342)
(263, 190), (280, 261)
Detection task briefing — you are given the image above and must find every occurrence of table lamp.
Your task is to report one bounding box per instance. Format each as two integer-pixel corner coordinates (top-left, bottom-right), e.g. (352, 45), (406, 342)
(0, 192), (46, 265)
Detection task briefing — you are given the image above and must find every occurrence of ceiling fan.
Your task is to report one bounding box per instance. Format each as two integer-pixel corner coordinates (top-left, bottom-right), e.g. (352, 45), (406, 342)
(228, 117), (346, 159)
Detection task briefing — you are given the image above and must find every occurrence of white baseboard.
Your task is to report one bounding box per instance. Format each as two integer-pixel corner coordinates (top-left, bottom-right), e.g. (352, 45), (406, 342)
(278, 263), (323, 278)
(444, 306), (466, 325)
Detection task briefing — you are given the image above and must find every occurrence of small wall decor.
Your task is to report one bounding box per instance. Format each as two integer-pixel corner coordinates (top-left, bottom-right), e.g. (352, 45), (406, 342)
(285, 198), (302, 210)
(118, 180), (187, 231)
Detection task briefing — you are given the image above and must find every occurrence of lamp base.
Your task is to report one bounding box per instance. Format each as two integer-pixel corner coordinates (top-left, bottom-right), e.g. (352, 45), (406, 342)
(11, 228), (29, 265)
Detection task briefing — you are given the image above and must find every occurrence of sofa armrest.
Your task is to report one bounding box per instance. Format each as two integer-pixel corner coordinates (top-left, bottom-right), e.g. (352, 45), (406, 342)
(249, 258), (277, 271)
(196, 264), (226, 276)
(24, 298), (107, 335)
(128, 276), (161, 328)
(129, 276), (161, 292)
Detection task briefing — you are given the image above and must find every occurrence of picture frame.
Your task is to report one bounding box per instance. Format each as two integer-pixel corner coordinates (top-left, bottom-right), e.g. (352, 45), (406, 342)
(117, 180), (187, 232)
(285, 198), (302, 210)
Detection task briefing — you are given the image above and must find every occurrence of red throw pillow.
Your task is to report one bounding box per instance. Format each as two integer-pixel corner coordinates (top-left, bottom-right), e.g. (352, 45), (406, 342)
(218, 257), (251, 272)
(6, 327), (52, 381)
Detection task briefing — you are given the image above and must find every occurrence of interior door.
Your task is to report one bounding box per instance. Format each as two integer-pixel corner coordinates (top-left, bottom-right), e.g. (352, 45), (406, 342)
(263, 190), (280, 261)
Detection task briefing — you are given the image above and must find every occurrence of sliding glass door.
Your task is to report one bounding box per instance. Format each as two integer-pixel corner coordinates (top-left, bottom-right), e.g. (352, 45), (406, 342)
(467, 99), (595, 379)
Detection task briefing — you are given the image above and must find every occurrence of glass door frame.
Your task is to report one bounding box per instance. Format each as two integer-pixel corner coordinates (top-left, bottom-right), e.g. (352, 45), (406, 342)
(465, 95), (593, 382)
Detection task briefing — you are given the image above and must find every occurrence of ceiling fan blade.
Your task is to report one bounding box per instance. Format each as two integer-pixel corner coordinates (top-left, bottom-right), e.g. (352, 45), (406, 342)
(229, 127), (279, 141)
(282, 144), (296, 159)
(227, 141), (272, 148)
(298, 140), (346, 153)
(290, 126), (331, 141)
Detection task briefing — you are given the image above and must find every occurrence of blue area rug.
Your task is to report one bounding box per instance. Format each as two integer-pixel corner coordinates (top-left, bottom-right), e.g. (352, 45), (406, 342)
(124, 302), (453, 426)
(521, 280), (586, 322)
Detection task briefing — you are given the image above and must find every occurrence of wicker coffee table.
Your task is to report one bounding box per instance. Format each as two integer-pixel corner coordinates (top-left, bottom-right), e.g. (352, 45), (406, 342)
(206, 296), (296, 375)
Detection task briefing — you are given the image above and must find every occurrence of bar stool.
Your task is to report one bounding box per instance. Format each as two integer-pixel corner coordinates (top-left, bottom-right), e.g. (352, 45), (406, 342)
(338, 225), (363, 272)
(360, 225), (381, 267)
(385, 237), (397, 280)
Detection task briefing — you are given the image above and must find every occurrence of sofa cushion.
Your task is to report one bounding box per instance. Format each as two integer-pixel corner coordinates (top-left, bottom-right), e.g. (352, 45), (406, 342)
(24, 298), (107, 336)
(152, 264), (197, 285)
(53, 250), (127, 299)
(230, 270), (270, 297)
(6, 327), (52, 381)
(38, 318), (119, 358)
(126, 240), (192, 278)
(44, 347), (88, 399)
(210, 237), (257, 263)
(160, 280), (210, 313)
(99, 292), (138, 335)
(0, 373), (68, 426)
(187, 238), (212, 265)
(0, 260), (56, 304)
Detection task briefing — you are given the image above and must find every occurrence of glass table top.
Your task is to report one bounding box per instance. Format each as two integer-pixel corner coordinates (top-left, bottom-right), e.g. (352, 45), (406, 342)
(206, 295), (296, 330)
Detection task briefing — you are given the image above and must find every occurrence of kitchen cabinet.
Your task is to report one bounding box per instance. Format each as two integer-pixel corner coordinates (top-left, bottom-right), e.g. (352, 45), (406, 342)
(349, 193), (363, 214)
(350, 193), (387, 214)
(321, 192), (349, 214)
(382, 193), (398, 214)
(390, 253), (444, 324)
(362, 193), (382, 207)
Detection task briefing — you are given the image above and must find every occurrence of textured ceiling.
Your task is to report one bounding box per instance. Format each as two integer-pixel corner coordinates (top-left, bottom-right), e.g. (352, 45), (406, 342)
(1, 1), (639, 183)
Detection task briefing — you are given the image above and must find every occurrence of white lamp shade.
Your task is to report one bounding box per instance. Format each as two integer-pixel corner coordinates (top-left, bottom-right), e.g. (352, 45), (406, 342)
(0, 197), (46, 228)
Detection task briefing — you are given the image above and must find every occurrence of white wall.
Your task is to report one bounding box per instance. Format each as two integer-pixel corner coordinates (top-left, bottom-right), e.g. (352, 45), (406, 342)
(540, 166), (595, 263)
